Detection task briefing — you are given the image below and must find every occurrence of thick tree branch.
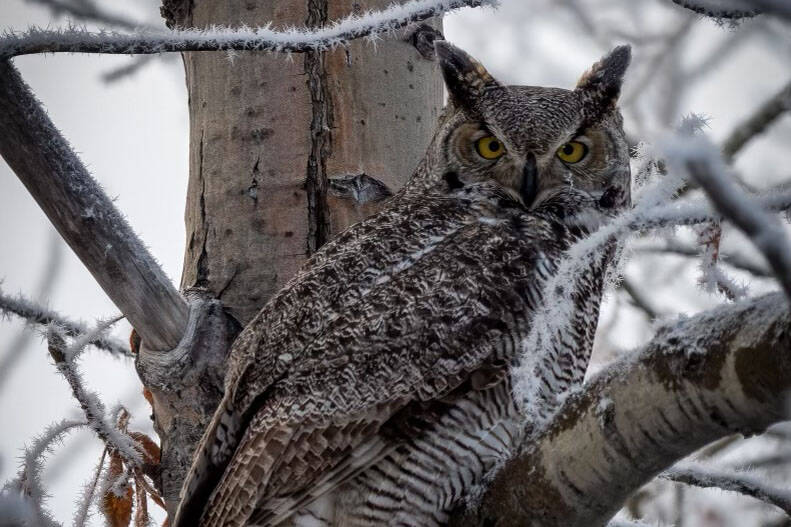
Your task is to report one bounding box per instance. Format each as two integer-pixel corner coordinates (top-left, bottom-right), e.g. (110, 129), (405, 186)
(453, 292), (790, 526)
(0, 0), (491, 59)
(0, 60), (188, 351)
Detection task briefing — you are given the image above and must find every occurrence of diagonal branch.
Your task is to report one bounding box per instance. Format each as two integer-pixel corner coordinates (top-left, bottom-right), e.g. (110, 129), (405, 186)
(662, 464), (791, 517)
(636, 242), (772, 278)
(722, 78), (791, 162)
(0, 0), (492, 59)
(453, 292), (791, 526)
(684, 154), (791, 301)
(0, 59), (188, 351)
(25, 0), (152, 31)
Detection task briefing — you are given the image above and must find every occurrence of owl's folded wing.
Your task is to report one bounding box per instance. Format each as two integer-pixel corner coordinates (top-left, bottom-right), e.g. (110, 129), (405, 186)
(197, 215), (554, 526)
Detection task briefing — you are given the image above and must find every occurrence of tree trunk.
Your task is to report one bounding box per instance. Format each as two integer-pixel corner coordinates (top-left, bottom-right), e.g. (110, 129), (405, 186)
(171, 0), (444, 327)
(144, 0), (444, 514)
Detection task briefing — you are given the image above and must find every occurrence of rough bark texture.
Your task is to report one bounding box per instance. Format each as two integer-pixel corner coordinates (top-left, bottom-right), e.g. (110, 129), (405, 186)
(130, 0), (445, 515)
(451, 292), (791, 526)
(136, 290), (237, 517)
(0, 60), (188, 351)
(176, 0), (444, 327)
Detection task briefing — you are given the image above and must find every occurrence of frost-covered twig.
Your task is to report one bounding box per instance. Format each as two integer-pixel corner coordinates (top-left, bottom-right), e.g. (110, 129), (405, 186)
(0, 288), (131, 357)
(46, 324), (143, 468)
(608, 519), (655, 527)
(722, 78), (791, 162)
(670, 0), (760, 19)
(0, 60), (188, 351)
(0, 0), (493, 59)
(3, 418), (86, 527)
(695, 222), (748, 300)
(662, 464), (791, 516)
(72, 448), (106, 527)
(669, 134), (791, 300)
(26, 0), (152, 31)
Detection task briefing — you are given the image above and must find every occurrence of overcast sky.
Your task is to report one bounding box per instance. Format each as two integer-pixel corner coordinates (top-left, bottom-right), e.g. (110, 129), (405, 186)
(1, 1), (789, 525)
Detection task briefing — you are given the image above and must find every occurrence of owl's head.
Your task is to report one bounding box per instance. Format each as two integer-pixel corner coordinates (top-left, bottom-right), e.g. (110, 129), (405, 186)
(414, 41), (632, 211)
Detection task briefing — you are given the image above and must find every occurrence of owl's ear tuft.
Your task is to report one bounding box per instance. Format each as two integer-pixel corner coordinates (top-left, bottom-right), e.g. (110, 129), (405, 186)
(575, 45), (631, 110)
(435, 40), (500, 111)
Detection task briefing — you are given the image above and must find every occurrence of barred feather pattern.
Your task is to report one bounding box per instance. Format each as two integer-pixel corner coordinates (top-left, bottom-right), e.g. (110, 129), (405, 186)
(174, 42), (632, 527)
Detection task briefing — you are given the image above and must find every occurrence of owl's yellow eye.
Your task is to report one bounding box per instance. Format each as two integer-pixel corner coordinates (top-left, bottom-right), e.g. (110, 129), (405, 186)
(475, 136), (506, 160)
(556, 141), (588, 164)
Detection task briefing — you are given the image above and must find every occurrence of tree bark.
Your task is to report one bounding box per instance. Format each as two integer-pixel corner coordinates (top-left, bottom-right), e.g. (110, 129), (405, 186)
(138, 0), (444, 514)
(173, 0), (444, 327)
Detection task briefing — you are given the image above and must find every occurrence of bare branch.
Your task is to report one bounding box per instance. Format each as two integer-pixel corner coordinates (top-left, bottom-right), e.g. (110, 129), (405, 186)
(453, 292), (791, 526)
(670, 0), (760, 20)
(0, 59), (188, 351)
(72, 448), (106, 527)
(621, 277), (661, 319)
(0, 288), (131, 357)
(25, 0), (151, 31)
(3, 418), (87, 527)
(722, 78), (791, 162)
(0, 231), (64, 389)
(636, 242), (772, 278)
(46, 324), (143, 468)
(674, 137), (791, 300)
(0, 0), (493, 59)
(747, 0), (791, 20)
(663, 464), (791, 517)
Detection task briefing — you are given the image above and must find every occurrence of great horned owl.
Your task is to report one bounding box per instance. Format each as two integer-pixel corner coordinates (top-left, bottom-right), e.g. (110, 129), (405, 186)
(173, 41), (631, 527)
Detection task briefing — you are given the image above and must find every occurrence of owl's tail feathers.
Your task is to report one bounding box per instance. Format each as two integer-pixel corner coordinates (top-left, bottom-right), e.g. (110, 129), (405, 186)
(250, 435), (392, 527)
(172, 395), (250, 527)
(199, 422), (298, 527)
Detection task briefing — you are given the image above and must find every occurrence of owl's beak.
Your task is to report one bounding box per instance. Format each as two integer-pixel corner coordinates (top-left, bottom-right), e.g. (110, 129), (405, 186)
(521, 153), (538, 207)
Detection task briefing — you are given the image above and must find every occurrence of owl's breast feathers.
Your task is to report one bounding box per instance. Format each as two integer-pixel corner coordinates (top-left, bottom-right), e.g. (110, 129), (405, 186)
(174, 186), (592, 527)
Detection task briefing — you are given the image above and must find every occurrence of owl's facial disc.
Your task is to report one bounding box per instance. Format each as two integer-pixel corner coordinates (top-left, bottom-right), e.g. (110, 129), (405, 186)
(433, 41), (632, 209)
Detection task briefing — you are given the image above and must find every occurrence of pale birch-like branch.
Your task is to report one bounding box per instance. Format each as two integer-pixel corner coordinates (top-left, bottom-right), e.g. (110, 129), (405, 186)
(0, 288), (131, 357)
(662, 464), (791, 517)
(0, 59), (188, 351)
(0, 0), (493, 60)
(453, 291), (791, 526)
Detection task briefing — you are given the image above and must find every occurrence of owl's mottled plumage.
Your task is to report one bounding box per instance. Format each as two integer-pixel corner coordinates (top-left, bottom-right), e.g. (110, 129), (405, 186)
(174, 41), (631, 527)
